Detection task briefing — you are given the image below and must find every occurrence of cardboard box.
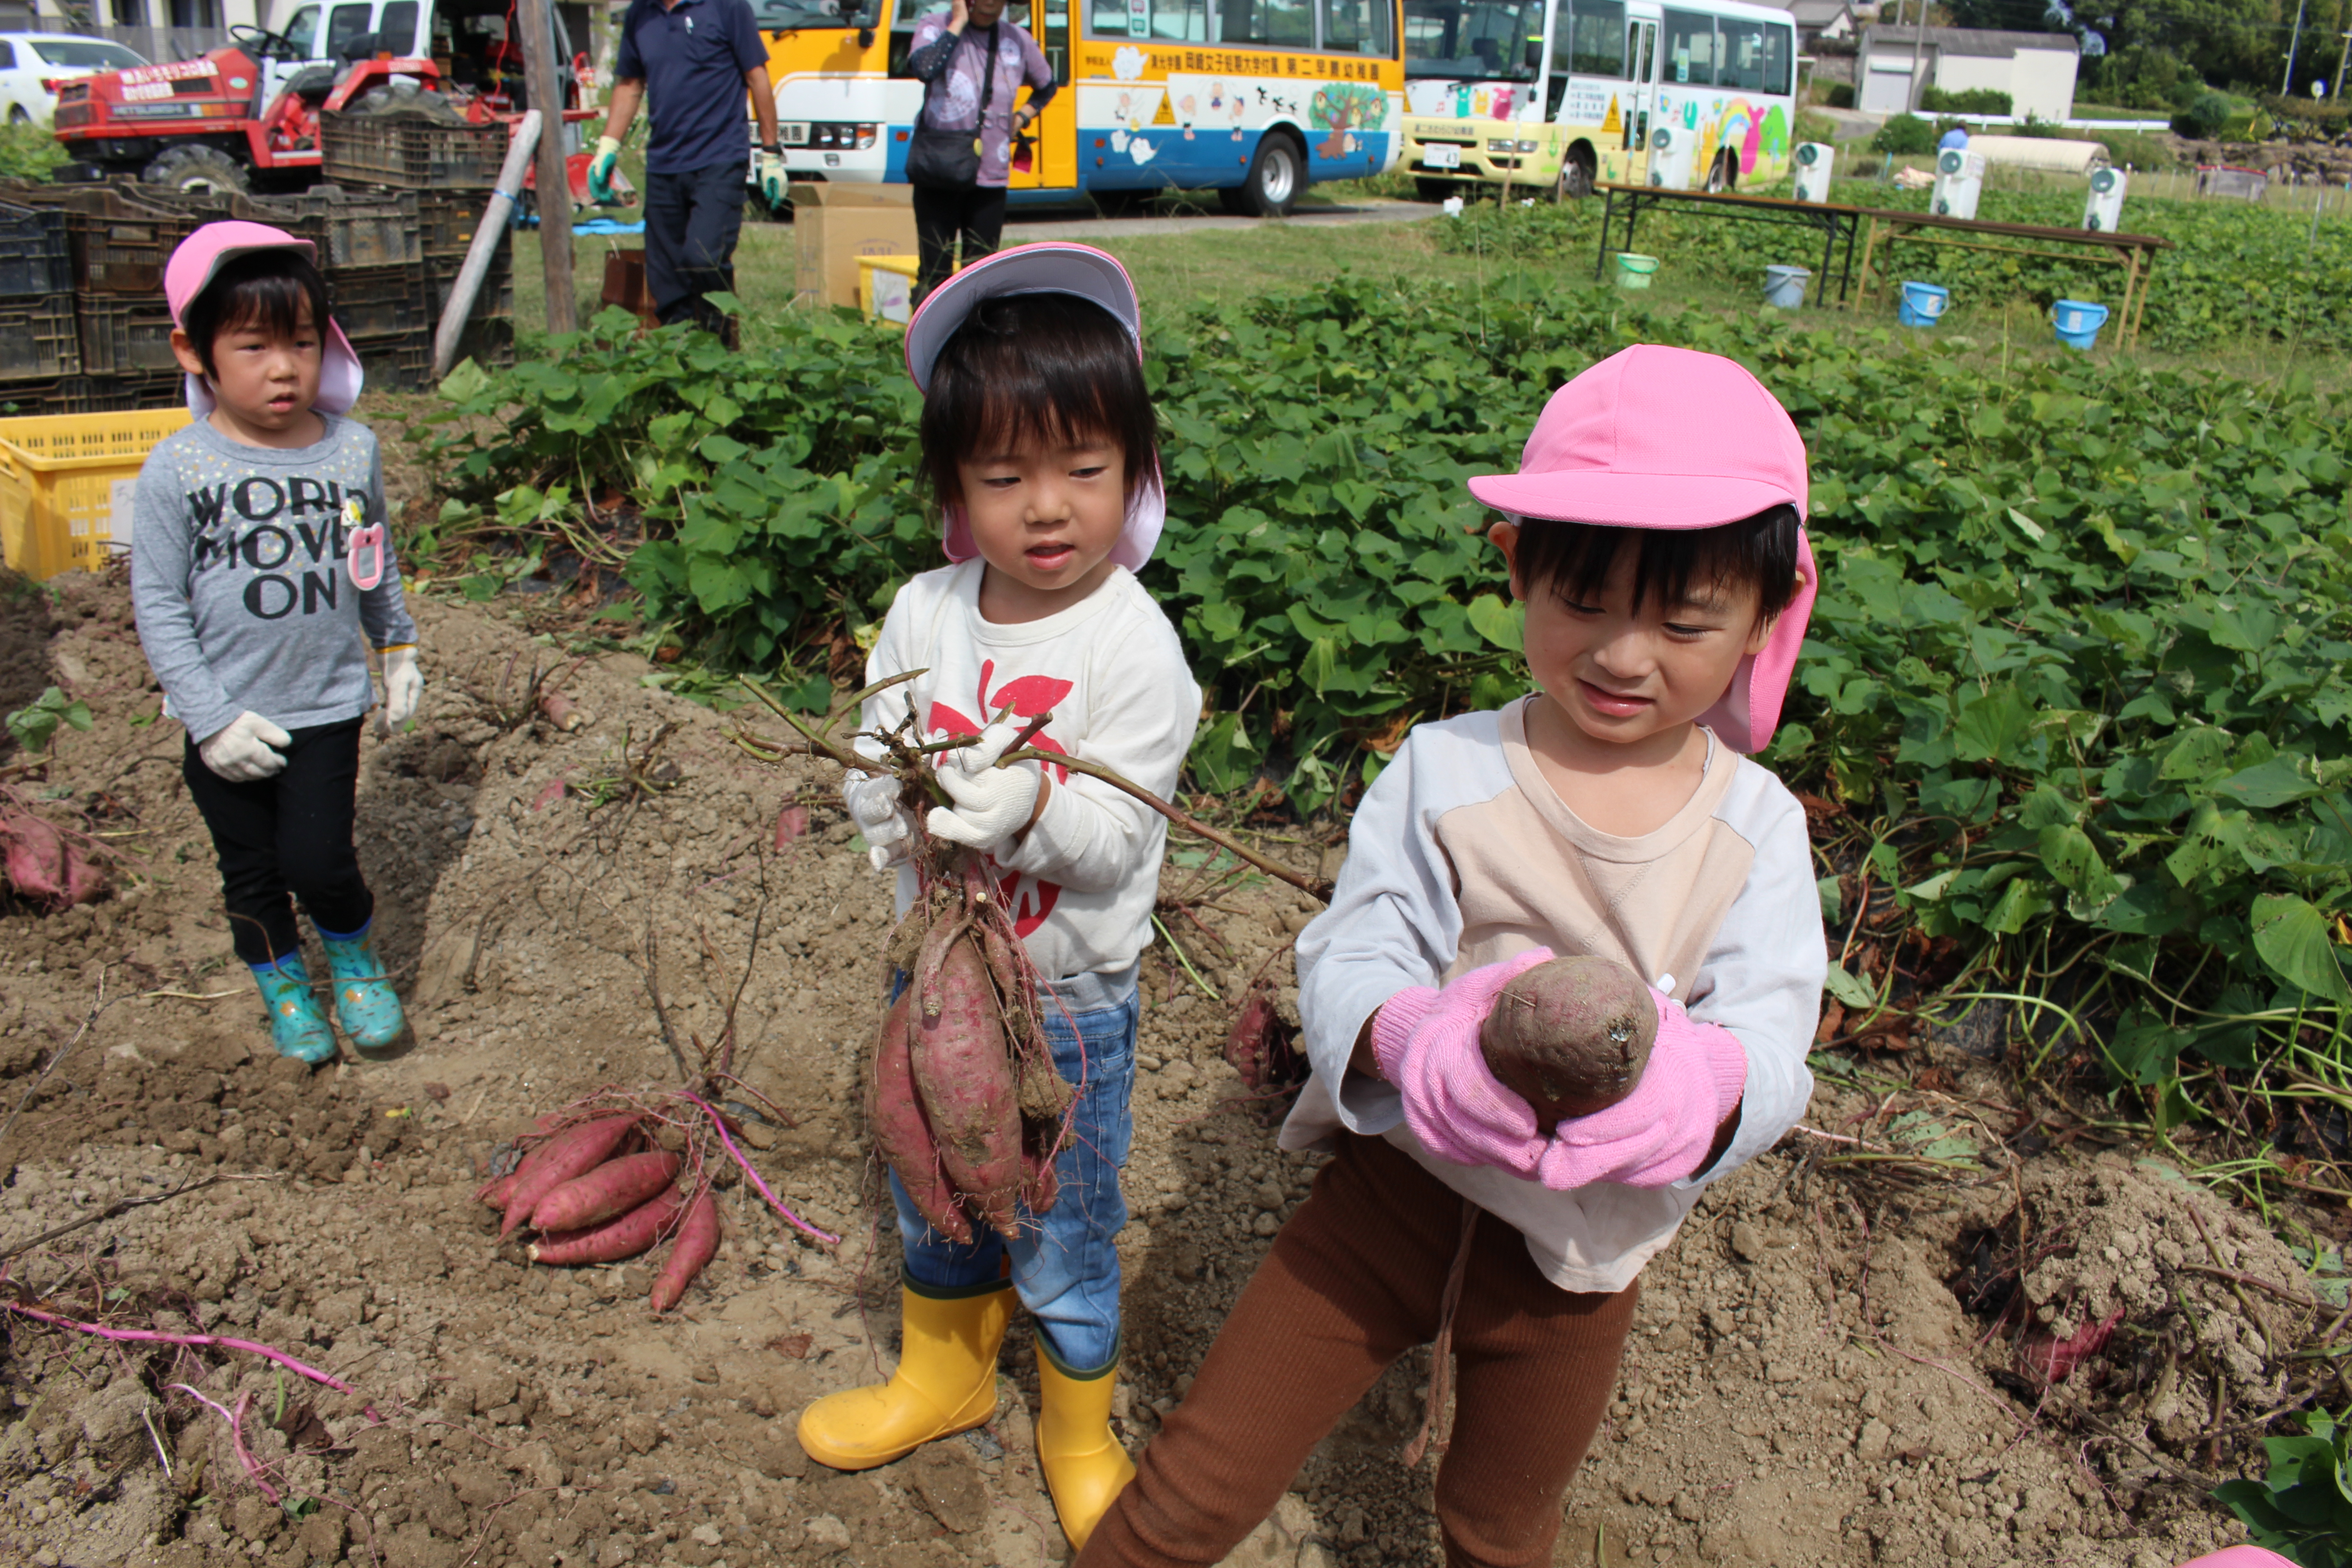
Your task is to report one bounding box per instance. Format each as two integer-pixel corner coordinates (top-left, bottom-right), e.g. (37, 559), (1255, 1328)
(791, 183), (918, 311)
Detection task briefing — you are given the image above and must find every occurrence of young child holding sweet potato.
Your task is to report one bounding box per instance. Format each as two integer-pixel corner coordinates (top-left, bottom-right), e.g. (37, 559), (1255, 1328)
(796, 243), (1201, 1553)
(1078, 346), (1830, 1568)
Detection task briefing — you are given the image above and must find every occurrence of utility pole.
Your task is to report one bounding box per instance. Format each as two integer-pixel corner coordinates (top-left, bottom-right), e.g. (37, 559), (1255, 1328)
(2336, 29), (2351, 99)
(1906, 0), (1928, 115)
(2283, 0), (2308, 93)
(519, 0), (577, 337)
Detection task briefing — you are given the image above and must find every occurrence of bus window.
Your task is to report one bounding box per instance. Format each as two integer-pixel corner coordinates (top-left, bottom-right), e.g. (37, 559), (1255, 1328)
(1558, 0), (1623, 74)
(1042, 0), (1071, 75)
(1717, 20), (1764, 90)
(1154, 0), (1208, 41)
(1216, 0), (1313, 48)
(1762, 20), (1791, 93)
(1402, 0), (1539, 78)
(891, 0), (931, 75)
(1322, 0), (1393, 55)
(1661, 7), (1713, 84)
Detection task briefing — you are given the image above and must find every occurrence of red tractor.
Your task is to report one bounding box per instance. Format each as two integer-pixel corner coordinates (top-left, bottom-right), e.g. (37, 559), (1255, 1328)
(51, 0), (593, 198)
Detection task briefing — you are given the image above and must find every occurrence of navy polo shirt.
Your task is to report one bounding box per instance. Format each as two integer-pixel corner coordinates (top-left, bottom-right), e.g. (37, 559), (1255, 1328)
(615, 0), (767, 175)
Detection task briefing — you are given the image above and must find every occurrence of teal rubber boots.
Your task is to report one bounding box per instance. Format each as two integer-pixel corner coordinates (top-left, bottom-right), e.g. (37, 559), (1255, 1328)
(250, 957), (336, 1064)
(317, 920), (409, 1050)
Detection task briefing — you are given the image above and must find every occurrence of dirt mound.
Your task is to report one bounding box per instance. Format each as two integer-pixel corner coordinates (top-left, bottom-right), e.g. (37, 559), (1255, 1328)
(0, 568), (2297, 1567)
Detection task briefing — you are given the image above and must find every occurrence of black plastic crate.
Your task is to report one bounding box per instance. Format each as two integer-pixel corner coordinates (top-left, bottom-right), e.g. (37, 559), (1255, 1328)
(267, 186), (421, 269)
(447, 316), (514, 372)
(322, 113), (508, 191)
(350, 328), (434, 392)
(0, 203), (73, 298)
(425, 249), (512, 323)
(0, 295), (80, 380)
(77, 293), (177, 376)
(52, 371), (182, 413)
(328, 264), (429, 339)
(62, 192), (201, 295)
(417, 190), (495, 260)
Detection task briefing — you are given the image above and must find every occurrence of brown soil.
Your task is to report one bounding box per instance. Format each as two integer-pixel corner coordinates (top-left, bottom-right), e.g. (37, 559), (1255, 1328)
(0, 568), (2318, 1568)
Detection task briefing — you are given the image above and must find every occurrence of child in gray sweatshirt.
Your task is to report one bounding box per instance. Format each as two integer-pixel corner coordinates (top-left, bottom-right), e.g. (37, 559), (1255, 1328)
(130, 222), (422, 1064)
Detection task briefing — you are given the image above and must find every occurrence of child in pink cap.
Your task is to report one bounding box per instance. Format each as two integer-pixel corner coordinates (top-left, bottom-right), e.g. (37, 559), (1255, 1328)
(129, 222), (421, 1065)
(1078, 346), (1828, 1567)
(796, 244), (1200, 1553)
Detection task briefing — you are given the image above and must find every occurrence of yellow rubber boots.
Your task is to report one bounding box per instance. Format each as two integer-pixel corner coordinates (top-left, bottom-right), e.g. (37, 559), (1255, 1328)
(1036, 1341), (1137, 1553)
(796, 1280), (1011, 1470)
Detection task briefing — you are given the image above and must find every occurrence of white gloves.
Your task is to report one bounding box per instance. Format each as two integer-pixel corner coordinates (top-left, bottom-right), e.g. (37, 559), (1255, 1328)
(926, 721), (1044, 854)
(198, 711), (291, 783)
(845, 771), (916, 872)
(379, 645), (422, 733)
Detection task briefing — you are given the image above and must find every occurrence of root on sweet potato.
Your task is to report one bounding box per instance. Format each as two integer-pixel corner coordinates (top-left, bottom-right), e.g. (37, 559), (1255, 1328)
(1480, 955), (1657, 1132)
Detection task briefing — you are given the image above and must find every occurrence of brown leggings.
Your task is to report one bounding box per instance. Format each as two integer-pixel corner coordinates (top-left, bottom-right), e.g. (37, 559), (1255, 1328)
(1078, 1133), (1637, 1568)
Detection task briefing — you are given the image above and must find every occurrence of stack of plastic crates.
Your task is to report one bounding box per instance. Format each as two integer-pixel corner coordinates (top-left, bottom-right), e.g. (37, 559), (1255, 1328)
(0, 200), (78, 413)
(322, 111), (515, 379)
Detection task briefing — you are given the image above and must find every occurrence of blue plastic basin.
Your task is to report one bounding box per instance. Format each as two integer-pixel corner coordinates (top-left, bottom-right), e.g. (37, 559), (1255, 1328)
(1897, 280), (1950, 327)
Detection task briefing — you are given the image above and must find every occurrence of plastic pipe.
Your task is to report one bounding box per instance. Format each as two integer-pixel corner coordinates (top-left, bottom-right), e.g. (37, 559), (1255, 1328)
(434, 108), (542, 381)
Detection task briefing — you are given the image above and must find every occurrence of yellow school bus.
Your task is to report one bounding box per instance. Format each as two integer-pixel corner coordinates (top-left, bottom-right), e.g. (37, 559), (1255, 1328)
(1398, 0), (1794, 197)
(754, 0), (1406, 214)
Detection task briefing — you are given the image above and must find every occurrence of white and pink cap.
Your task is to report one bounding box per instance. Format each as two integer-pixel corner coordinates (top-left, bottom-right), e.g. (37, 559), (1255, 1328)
(902, 241), (1164, 572)
(1466, 344), (1818, 753)
(164, 220), (363, 419)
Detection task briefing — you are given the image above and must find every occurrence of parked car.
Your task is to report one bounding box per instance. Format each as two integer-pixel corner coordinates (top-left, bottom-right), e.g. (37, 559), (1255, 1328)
(0, 33), (147, 127)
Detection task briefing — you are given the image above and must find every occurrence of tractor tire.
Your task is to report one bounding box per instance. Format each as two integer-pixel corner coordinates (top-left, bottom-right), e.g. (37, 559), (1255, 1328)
(143, 144), (251, 197)
(1219, 132), (1301, 217)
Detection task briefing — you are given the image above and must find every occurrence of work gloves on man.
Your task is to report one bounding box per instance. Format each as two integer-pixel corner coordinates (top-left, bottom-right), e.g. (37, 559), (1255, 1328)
(589, 134), (623, 204)
(758, 147), (789, 207)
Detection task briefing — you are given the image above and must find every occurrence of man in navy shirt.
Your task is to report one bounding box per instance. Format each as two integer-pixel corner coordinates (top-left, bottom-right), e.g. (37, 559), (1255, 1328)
(591, 0), (782, 343)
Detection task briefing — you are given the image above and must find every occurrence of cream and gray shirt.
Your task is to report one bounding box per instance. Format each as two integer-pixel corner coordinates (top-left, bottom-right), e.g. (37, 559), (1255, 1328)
(130, 414), (413, 744)
(1283, 699), (1827, 1294)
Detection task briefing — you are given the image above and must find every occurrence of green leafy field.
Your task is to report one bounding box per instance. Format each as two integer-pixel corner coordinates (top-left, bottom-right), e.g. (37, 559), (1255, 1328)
(426, 270), (2351, 1097)
(1434, 186), (2352, 356)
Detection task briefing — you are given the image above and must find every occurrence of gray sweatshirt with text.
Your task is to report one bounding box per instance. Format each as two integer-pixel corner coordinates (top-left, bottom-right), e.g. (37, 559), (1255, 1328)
(130, 414), (415, 744)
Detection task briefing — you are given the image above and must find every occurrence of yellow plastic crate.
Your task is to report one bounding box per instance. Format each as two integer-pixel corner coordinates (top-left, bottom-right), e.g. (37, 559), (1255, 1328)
(857, 254), (921, 328)
(0, 407), (192, 581)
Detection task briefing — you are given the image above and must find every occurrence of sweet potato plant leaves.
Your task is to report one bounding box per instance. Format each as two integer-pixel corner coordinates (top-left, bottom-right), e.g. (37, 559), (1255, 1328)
(430, 273), (2351, 1081)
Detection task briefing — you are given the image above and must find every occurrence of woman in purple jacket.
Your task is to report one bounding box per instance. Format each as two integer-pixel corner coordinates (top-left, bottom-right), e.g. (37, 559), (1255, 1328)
(904, 0), (1058, 301)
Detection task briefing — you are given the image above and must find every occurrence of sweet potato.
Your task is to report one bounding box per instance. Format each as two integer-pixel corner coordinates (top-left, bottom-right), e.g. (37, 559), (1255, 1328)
(530, 1149), (684, 1234)
(1480, 955), (1658, 1132)
(870, 985), (971, 1245)
(527, 1187), (687, 1265)
(475, 1171), (518, 1209)
(912, 934), (1025, 1241)
(650, 1189), (720, 1312)
(1021, 1139), (1060, 1218)
(499, 1114), (642, 1241)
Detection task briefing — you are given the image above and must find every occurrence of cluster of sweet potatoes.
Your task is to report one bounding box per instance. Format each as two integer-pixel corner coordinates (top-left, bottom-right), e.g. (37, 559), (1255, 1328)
(869, 859), (1076, 1245)
(477, 1114), (719, 1312)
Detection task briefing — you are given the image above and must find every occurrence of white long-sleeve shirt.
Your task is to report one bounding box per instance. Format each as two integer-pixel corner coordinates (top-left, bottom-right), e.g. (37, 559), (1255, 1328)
(858, 560), (1202, 1011)
(1282, 698), (1825, 1294)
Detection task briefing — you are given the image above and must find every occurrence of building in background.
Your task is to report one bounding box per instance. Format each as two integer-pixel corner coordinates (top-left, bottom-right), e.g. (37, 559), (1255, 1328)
(1784, 0), (1857, 47)
(1855, 24), (2078, 120)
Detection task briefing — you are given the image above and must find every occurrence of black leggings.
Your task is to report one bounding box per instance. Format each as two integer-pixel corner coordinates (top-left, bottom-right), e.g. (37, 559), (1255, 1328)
(913, 183), (1009, 305)
(182, 717), (373, 966)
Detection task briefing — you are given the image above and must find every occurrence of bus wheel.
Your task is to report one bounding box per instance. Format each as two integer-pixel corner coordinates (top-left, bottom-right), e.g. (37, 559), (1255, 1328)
(1221, 132), (1301, 218)
(1555, 152), (1596, 201)
(1704, 151), (1735, 193)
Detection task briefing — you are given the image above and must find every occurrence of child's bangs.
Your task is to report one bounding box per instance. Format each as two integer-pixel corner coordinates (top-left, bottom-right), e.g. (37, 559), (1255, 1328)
(215, 271), (318, 343)
(1513, 509), (1802, 619)
(918, 293), (1158, 504)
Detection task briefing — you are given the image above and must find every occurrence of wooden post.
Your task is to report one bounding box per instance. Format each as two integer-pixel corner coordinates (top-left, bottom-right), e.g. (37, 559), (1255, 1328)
(518, 0), (576, 336)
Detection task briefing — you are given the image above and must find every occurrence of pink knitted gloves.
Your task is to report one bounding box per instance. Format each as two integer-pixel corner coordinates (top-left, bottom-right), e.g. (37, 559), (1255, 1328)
(1370, 952), (1749, 1191)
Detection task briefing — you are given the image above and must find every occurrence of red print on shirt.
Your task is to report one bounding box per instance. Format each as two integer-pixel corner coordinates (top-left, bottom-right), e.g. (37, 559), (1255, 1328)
(929, 661), (1074, 937)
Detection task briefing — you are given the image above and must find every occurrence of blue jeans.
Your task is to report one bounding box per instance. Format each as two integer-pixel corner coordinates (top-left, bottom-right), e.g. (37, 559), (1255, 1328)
(890, 986), (1137, 1375)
